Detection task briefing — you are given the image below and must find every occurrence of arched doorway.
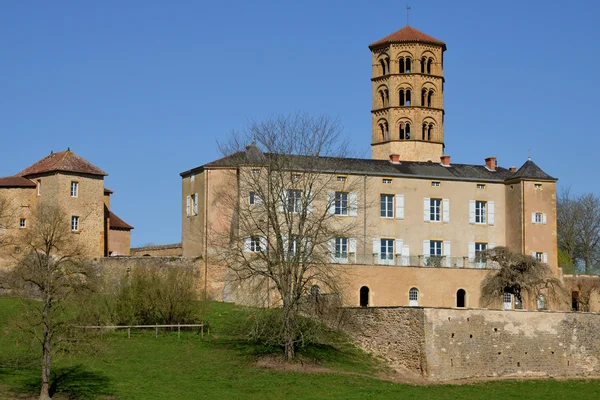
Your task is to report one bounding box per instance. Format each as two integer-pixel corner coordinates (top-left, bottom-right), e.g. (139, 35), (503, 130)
(409, 287), (419, 307)
(456, 289), (466, 307)
(359, 286), (369, 307)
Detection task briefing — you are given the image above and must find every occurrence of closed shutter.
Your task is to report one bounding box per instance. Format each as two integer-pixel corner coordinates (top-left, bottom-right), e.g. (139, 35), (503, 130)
(469, 200), (476, 224)
(329, 239), (336, 263)
(255, 193), (263, 206)
(259, 236), (268, 253)
(423, 240), (430, 257)
(243, 237), (251, 252)
(542, 213), (547, 224)
(186, 195), (191, 217)
(444, 241), (451, 267)
(488, 201), (495, 225)
(395, 194), (404, 220)
(279, 191), (286, 213)
(531, 251), (536, 258)
(349, 192), (358, 216)
(328, 192), (335, 215)
(443, 199), (450, 223)
(468, 242), (476, 262)
(489, 242), (496, 249)
(543, 252), (548, 263)
(193, 193), (198, 215)
(395, 239), (403, 255)
(306, 191), (313, 214)
(373, 238), (380, 254)
(424, 198), (430, 222)
(531, 212), (536, 223)
(349, 238), (357, 263)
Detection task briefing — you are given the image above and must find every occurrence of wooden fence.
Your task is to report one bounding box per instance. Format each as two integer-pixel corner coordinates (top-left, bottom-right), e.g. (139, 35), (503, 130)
(77, 323), (207, 338)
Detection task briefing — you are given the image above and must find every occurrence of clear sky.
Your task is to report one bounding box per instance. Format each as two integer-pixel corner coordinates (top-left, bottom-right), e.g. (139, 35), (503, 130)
(1, 0), (598, 247)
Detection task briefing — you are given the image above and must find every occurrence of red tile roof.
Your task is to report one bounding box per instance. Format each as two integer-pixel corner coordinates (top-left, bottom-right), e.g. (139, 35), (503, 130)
(18, 150), (108, 177)
(0, 176), (36, 188)
(109, 210), (134, 230)
(369, 26), (446, 50)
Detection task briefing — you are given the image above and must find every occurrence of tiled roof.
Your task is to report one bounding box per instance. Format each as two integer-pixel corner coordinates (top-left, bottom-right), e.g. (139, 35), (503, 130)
(369, 26), (446, 50)
(0, 176), (36, 188)
(18, 150), (108, 177)
(181, 146), (557, 183)
(509, 160), (557, 181)
(109, 210), (134, 230)
(131, 243), (182, 251)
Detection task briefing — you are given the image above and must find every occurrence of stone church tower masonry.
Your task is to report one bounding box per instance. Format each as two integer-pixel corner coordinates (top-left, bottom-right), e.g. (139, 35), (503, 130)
(369, 26), (446, 161)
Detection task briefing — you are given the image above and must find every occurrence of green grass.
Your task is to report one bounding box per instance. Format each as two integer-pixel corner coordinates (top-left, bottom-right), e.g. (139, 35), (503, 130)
(1, 297), (600, 399)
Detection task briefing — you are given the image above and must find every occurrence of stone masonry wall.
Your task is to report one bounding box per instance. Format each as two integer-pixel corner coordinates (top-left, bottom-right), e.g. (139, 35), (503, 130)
(344, 307), (600, 381)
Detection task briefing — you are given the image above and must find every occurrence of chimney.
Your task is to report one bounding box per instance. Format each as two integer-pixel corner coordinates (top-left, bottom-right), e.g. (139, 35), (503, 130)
(485, 156), (496, 171)
(509, 166), (517, 172)
(440, 155), (451, 166)
(389, 154), (400, 164)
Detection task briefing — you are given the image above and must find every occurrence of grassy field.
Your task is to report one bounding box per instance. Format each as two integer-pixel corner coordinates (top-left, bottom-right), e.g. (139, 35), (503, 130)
(1, 297), (600, 399)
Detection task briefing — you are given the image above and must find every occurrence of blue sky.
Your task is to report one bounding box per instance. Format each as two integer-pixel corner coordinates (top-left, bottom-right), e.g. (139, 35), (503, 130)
(1, 0), (598, 247)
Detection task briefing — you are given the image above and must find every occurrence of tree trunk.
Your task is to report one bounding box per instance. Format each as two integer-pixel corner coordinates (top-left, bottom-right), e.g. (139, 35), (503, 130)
(40, 297), (52, 400)
(282, 301), (296, 361)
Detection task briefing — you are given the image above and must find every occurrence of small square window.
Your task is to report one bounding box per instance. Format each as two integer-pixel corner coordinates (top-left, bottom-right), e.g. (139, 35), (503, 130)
(19, 218), (26, 228)
(534, 183), (542, 189)
(251, 169), (261, 175)
(431, 181), (440, 187)
(70, 181), (78, 197)
(535, 252), (543, 262)
(337, 176), (347, 182)
(71, 216), (79, 231)
(293, 174), (302, 180)
(477, 184), (486, 190)
(250, 236), (261, 252)
(534, 212), (543, 224)
(383, 179), (392, 184)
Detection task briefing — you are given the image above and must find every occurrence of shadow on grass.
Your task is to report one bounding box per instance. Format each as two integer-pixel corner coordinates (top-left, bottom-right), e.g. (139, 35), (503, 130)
(15, 364), (114, 399)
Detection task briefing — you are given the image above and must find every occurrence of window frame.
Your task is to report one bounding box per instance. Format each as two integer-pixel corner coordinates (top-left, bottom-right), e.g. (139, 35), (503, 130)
(477, 183), (486, 190)
(249, 236), (261, 253)
(71, 216), (79, 232)
(429, 198), (441, 221)
(430, 240), (442, 256)
(70, 181), (79, 197)
(534, 212), (543, 224)
(335, 237), (348, 260)
(475, 200), (487, 224)
(380, 194), (394, 218)
(431, 181), (441, 187)
(19, 218), (26, 228)
(286, 189), (303, 213)
(380, 238), (394, 262)
(334, 192), (349, 216)
(382, 178), (392, 184)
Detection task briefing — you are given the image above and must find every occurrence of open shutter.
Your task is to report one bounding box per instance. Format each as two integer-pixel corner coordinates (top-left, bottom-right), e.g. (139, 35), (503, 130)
(186, 195), (191, 217)
(259, 236), (268, 253)
(349, 238), (357, 263)
(328, 192), (335, 215)
(395, 194), (404, 220)
(282, 234), (289, 257)
(255, 193), (263, 206)
(328, 239), (335, 263)
(349, 192), (358, 216)
(243, 237), (251, 252)
(543, 252), (548, 264)
(443, 199), (450, 223)
(531, 251), (536, 258)
(401, 245), (410, 266)
(488, 201), (495, 225)
(489, 242), (496, 249)
(469, 200), (476, 224)
(424, 198), (430, 222)
(306, 191), (313, 214)
(531, 212), (536, 223)
(395, 239), (403, 256)
(468, 242), (476, 262)
(423, 240), (430, 258)
(372, 238), (380, 254)
(193, 193), (199, 215)
(542, 213), (547, 224)
(279, 191), (286, 213)
(444, 241), (451, 267)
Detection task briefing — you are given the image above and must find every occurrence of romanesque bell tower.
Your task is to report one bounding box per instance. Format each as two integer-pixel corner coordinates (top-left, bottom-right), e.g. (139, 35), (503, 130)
(369, 26), (446, 161)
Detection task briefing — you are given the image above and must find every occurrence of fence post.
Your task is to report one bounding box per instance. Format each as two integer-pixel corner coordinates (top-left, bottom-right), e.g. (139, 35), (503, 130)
(155, 326), (158, 338)
(178, 323), (181, 339)
(128, 327), (131, 339)
(201, 324), (204, 338)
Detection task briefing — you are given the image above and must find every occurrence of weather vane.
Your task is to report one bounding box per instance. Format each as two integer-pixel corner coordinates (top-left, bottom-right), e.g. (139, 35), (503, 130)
(407, 4), (411, 26)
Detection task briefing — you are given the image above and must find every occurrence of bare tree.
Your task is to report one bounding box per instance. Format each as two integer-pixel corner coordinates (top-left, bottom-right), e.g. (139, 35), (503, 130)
(215, 114), (362, 360)
(480, 246), (563, 309)
(566, 276), (600, 312)
(557, 189), (600, 274)
(7, 203), (98, 400)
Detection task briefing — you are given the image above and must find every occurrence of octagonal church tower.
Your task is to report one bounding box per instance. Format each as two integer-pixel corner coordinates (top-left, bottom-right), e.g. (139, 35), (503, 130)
(370, 26), (446, 161)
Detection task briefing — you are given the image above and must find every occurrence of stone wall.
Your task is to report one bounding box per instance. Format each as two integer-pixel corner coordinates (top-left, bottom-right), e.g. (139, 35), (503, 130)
(344, 306), (600, 381)
(130, 243), (182, 257)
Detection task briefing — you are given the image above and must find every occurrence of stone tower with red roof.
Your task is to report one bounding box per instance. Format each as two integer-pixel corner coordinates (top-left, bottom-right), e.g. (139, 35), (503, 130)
(369, 26), (446, 162)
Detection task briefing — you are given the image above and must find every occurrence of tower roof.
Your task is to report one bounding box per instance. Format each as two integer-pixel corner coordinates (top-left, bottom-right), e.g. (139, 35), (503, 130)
(509, 160), (556, 181)
(18, 149), (108, 177)
(369, 26), (446, 50)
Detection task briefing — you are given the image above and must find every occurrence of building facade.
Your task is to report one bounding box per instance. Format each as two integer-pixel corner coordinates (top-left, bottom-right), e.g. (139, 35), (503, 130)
(0, 149), (133, 266)
(180, 26), (563, 310)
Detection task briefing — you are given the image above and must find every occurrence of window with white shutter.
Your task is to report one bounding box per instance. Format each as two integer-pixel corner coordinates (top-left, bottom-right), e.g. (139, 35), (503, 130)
(186, 195), (191, 217)
(488, 201), (495, 225)
(349, 192), (358, 216)
(401, 245), (410, 266)
(443, 240), (451, 267)
(395, 194), (404, 220)
(424, 198), (430, 222)
(193, 193), (198, 216)
(442, 198), (450, 223)
(469, 200), (476, 224)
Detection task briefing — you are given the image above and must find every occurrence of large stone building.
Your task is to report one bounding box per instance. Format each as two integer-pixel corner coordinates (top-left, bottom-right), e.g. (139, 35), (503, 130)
(180, 26), (562, 310)
(0, 149), (133, 266)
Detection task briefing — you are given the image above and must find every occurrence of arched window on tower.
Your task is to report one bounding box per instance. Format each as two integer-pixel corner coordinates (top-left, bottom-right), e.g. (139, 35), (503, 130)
(399, 57), (405, 73)
(399, 90), (405, 106)
(422, 123), (427, 140)
(400, 123), (411, 140)
(379, 121), (389, 141)
(427, 58), (433, 75)
(384, 89), (389, 107)
(421, 89), (426, 106)
(428, 124), (434, 141)
(380, 59), (386, 75)
(428, 90), (434, 107)
(405, 58), (411, 73)
(421, 57), (426, 73)
(379, 90), (385, 108)
(406, 89), (411, 106)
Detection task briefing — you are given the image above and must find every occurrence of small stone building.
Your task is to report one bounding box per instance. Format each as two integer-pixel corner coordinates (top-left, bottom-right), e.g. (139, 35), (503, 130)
(0, 149), (133, 266)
